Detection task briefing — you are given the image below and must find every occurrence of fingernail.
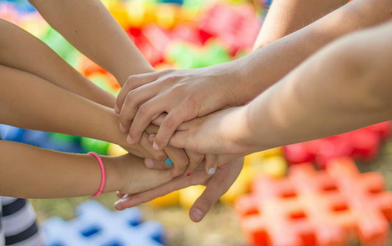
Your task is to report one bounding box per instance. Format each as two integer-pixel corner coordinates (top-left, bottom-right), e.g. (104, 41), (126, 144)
(114, 105), (120, 114)
(165, 158), (174, 165)
(114, 200), (123, 207)
(186, 173), (192, 177)
(127, 135), (133, 145)
(191, 208), (203, 221)
(153, 142), (160, 151)
(219, 163), (227, 168)
(208, 167), (216, 175)
(120, 123), (127, 133)
(145, 158), (154, 168)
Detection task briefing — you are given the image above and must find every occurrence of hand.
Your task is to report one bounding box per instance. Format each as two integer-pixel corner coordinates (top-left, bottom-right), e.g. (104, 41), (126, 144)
(109, 154), (173, 195)
(119, 123), (201, 177)
(169, 106), (259, 156)
(115, 63), (246, 151)
(114, 158), (244, 222)
(145, 124), (204, 177)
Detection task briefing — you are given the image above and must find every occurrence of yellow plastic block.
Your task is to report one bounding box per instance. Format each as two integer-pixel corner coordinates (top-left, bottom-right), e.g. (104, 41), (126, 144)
(179, 186), (205, 209)
(244, 148), (283, 166)
(220, 167), (250, 204)
(108, 2), (131, 30)
(257, 156), (287, 178)
(156, 4), (180, 29)
(108, 144), (128, 157)
(126, 2), (157, 27)
(148, 190), (181, 207)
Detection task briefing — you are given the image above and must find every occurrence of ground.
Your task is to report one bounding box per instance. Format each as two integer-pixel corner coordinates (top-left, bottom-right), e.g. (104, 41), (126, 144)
(31, 141), (392, 246)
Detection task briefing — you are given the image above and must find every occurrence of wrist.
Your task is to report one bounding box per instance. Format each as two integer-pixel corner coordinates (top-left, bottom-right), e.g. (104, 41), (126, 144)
(220, 60), (261, 106)
(100, 156), (124, 193)
(231, 105), (268, 154)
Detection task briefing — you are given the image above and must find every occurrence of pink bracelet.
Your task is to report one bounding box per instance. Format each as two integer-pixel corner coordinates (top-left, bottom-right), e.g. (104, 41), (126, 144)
(88, 152), (106, 198)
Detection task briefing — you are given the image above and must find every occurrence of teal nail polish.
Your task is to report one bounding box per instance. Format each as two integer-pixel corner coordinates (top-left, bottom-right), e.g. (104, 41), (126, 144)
(165, 158), (174, 165)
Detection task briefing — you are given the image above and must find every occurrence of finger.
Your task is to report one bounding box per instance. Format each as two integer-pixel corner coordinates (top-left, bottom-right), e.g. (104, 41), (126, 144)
(114, 169), (211, 210)
(127, 98), (166, 145)
(142, 132), (174, 169)
(153, 110), (188, 150)
(184, 151), (205, 176)
(116, 73), (161, 113)
(205, 154), (218, 176)
(116, 191), (126, 198)
(151, 113), (167, 126)
(189, 159), (244, 222)
(119, 86), (159, 133)
(138, 132), (167, 161)
(144, 158), (173, 169)
(164, 146), (190, 177)
(167, 130), (190, 150)
(189, 184), (222, 222)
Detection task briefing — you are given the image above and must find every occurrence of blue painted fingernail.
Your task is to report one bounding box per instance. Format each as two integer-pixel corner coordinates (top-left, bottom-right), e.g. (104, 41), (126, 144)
(165, 158), (174, 165)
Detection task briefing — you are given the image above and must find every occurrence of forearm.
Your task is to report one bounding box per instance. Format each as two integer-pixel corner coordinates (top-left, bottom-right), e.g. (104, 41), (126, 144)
(242, 22), (392, 150)
(254, 0), (348, 49)
(0, 65), (144, 154)
(29, 0), (154, 84)
(0, 140), (121, 198)
(0, 19), (115, 108)
(230, 0), (392, 105)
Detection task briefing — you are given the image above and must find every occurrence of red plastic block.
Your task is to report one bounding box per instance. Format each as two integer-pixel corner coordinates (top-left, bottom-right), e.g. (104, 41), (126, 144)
(284, 122), (391, 168)
(235, 158), (392, 246)
(198, 3), (260, 53)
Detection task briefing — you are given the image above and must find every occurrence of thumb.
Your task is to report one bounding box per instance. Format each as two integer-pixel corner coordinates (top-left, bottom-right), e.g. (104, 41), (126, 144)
(189, 184), (223, 222)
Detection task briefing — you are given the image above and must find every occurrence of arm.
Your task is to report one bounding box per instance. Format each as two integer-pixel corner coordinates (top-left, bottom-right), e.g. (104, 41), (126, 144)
(0, 19), (114, 108)
(0, 141), (171, 198)
(0, 19), (195, 169)
(168, 20), (392, 155)
(115, 0), (392, 150)
(29, 0), (154, 84)
(28, 0), (196, 175)
(253, 0), (348, 49)
(0, 64), (166, 160)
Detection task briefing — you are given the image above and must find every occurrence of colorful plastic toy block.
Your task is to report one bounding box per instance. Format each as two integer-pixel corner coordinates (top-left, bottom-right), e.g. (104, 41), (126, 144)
(284, 122), (391, 168)
(235, 158), (392, 246)
(43, 201), (165, 246)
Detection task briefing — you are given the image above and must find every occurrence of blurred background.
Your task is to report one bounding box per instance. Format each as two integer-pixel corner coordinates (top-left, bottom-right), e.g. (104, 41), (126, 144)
(1, 0), (392, 245)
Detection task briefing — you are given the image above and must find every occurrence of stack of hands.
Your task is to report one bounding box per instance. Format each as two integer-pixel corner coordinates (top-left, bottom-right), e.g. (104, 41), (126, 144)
(112, 66), (250, 222)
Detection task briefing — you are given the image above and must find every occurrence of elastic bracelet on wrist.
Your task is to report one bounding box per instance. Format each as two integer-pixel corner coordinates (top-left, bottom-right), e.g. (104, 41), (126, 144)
(88, 152), (106, 198)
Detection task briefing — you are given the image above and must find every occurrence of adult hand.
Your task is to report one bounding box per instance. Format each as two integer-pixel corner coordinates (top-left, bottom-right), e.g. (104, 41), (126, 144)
(114, 158), (244, 222)
(115, 63), (248, 151)
(169, 106), (260, 156)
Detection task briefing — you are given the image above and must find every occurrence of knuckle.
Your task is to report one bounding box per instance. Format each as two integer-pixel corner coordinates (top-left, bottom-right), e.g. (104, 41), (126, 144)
(126, 90), (137, 102)
(196, 198), (211, 212)
(126, 75), (138, 83)
(153, 152), (167, 161)
(162, 116), (177, 131)
(172, 84), (185, 94)
(138, 104), (150, 116)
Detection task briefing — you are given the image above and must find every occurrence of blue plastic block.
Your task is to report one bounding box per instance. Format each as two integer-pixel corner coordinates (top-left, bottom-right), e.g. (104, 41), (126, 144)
(43, 201), (165, 246)
(159, 0), (183, 5)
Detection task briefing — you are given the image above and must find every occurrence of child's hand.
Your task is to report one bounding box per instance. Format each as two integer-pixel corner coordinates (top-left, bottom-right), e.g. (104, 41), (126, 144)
(109, 154), (173, 195)
(114, 158), (244, 222)
(144, 124), (205, 177)
(115, 64), (248, 151)
(168, 106), (259, 156)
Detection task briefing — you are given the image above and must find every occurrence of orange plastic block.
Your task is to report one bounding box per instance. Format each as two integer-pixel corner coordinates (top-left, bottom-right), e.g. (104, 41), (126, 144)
(235, 158), (392, 246)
